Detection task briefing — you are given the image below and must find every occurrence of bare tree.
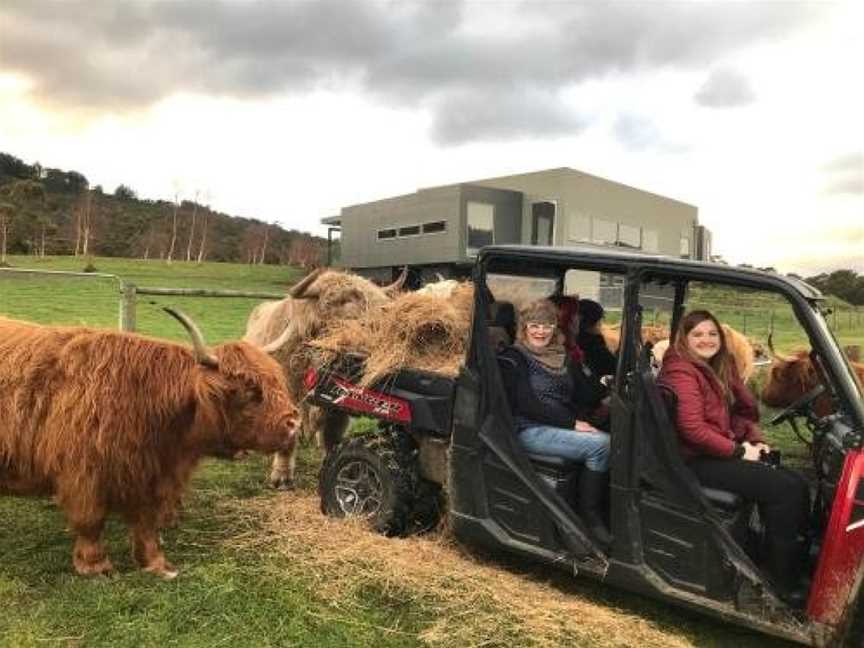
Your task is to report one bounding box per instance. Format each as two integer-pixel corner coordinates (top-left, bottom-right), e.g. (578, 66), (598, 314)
(165, 191), (179, 264)
(80, 191), (93, 257)
(258, 223), (270, 264)
(0, 203), (12, 264)
(185, 189), (200, 262)
(196, 191), (212, 264)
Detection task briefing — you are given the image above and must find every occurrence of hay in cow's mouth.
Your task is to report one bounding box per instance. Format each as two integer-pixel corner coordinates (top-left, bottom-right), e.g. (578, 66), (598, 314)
(309, 283), (474, 386)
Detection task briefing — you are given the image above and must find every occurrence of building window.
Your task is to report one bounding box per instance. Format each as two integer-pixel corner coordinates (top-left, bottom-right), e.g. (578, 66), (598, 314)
(467, 201), (494, 255)
(422, 221), (446, 234)
(377, 228), (397, 240)
(617, 223), (641, 248)
(642, 229), (659, 253)
(568, 213), (591, 242)
(398, 225), (421, 237)
(680, 234), (691, 257)
(592, 219), (617, 245)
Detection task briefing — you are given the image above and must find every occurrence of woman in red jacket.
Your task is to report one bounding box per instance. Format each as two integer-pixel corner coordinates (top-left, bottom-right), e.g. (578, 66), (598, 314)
(659, 310), (809, 604)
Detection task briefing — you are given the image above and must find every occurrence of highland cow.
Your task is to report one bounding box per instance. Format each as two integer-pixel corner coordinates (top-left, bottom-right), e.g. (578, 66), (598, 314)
(244, 267), (405, 488)
(0, 310), (297, 578)
(761, 336), (864, 416)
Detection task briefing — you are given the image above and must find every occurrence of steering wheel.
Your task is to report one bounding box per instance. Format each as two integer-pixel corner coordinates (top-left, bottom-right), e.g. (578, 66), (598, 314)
(768, 384), (826, 427)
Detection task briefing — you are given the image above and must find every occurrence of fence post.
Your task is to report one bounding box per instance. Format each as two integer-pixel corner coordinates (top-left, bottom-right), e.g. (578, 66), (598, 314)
(120, 282), (137, 332)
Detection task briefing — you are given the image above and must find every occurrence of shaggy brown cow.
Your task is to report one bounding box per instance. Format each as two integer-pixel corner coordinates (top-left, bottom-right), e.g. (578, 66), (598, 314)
(647, 325), (756, 381)
(244, 267), (405, 489)
(601, 323), (670, 355)
(0, 309), (297, 578)
(761, 336), (864, 416)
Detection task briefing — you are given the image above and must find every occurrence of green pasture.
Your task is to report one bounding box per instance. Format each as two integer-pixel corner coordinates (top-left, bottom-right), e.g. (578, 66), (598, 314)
(0, 255), (303, 343)
(0, 255), (859, 647)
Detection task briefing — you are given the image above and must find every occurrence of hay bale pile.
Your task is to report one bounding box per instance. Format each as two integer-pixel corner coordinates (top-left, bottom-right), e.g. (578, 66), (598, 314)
(310, 282), (474, 385)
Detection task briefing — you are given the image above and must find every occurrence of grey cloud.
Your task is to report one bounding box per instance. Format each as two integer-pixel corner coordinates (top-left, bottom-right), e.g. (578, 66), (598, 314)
(821, 153), (864, 195)
(0, 0), (827, 144)
(825, 176), (864, 196)
(694, 69), (756, 108)
(431, 89), (585, 145)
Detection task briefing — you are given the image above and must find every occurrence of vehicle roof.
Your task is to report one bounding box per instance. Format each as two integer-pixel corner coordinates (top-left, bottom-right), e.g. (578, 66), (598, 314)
(480, 244), (823, 301)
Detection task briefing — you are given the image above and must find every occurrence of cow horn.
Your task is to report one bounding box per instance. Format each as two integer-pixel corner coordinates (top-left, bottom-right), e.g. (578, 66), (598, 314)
(163, 307), (219, 368)
(289, 267), (326, 299)
(384, 266), (408, 296)
(435, 272), (446, 282)
(766, 333), (794, 362)
(260, 326), (293, 355)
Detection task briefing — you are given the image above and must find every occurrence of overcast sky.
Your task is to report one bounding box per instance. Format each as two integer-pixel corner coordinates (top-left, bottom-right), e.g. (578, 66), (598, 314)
(1, 0), (861, 275)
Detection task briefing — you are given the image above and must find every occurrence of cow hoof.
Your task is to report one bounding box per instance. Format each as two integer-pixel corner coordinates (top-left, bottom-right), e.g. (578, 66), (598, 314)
(74, 556), (114, 576)
(144, 562), (179, 580)
(270, 476), (294, 491)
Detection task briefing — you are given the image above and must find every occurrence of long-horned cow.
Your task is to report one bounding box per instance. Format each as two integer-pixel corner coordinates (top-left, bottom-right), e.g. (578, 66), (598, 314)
(244, 267), (406, 489)
(0, 310), (297, 578)
(761, 336), (864, 416)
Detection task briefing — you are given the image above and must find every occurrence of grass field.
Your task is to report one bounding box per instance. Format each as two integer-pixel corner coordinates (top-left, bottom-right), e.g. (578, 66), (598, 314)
(0, 255), (860, 647)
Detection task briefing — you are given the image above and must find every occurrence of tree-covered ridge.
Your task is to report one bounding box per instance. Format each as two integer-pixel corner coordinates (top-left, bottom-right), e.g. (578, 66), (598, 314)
(0, 151), (326, 266)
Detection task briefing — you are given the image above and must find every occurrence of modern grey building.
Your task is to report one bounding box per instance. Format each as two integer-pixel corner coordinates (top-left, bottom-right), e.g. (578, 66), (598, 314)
(323, 167), (709, 285)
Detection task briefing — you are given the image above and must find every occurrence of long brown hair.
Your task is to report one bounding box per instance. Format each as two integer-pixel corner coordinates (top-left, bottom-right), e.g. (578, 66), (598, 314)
(672, 310), (736, 397)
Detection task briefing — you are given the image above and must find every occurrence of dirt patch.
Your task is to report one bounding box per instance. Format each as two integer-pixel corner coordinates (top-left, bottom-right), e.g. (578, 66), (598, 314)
(229, 492), (699, 648)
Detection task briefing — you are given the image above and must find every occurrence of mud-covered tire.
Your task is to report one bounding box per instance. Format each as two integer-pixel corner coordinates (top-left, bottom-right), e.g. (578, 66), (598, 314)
(318, 429), (441, 536)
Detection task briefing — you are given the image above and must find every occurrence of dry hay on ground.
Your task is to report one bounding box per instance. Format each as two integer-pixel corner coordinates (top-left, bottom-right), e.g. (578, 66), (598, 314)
(229, 492), (699, 648)
(310, 283), (474, 385)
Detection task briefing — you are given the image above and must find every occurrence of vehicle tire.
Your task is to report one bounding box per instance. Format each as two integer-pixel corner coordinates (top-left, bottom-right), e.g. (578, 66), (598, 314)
(318, 428), (442, 536)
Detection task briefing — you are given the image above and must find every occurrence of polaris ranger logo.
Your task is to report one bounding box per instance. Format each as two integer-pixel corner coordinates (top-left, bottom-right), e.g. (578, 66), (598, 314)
(321, 376), (411, 423)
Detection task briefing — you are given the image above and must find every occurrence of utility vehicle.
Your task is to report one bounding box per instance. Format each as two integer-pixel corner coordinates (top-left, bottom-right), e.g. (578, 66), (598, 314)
(310, 245), (864, 646)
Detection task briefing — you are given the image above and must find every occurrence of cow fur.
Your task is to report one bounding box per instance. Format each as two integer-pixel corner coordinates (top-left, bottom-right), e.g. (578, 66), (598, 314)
(0, 315), (297, 578)
(244, 268), (404, 489)
(648, 325), (755, 381)
(761, 344), (864, 417)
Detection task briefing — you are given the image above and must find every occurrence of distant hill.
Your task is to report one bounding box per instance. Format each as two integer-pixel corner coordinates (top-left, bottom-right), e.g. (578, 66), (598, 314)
(0, 151), (327, 266)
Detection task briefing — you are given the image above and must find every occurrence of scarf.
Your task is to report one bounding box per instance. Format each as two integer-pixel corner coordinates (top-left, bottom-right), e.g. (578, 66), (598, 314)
(515, 340), (567, 371)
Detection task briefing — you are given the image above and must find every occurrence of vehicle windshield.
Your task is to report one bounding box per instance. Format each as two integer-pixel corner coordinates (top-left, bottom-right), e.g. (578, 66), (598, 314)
(809, 302), (863, 402)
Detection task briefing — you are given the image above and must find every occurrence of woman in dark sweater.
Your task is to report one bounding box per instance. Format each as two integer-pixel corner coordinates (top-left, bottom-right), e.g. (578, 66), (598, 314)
(499, 299), (611, 545)
(658, 310), (810, 604)
(576, 299), (618, 379)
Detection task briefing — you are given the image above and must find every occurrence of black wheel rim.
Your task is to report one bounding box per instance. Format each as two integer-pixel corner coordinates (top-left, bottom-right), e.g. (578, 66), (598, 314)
(334, 460), (384, 517)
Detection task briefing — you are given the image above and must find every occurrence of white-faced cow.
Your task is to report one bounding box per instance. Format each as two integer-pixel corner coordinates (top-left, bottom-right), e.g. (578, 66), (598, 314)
(244, 267), (405, 488)
(0, 309), (297, 578)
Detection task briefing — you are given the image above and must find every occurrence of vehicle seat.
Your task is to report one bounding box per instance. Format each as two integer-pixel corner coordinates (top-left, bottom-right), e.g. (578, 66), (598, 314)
(496, 353), (581, 498)
(655, 385), (743, 511)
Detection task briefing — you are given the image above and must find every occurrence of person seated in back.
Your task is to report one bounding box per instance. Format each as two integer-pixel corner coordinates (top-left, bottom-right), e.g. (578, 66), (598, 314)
(658, 309), (810, 604)
(577, 299), (618, 379)
(499, 298), (612, 546)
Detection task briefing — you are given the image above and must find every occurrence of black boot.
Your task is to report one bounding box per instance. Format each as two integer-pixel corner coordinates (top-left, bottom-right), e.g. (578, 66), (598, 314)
(578, 469), (612, 549)
(766, 537), (809, 607)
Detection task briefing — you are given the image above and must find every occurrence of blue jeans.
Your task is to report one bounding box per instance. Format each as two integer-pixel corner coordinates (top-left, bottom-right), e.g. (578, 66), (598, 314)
(519, 425), (610, 472)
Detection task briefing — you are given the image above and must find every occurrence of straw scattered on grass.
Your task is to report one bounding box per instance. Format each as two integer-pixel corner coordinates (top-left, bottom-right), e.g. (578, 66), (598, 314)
(228, 492), (698, 648)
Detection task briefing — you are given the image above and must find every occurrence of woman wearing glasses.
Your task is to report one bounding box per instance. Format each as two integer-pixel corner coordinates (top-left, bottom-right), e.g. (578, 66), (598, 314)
(498, 298), (612, 545)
